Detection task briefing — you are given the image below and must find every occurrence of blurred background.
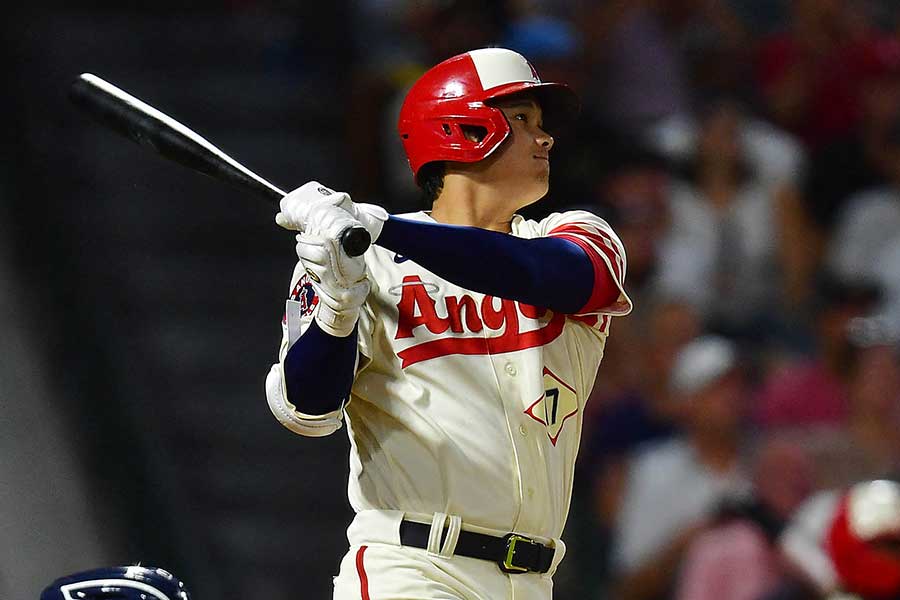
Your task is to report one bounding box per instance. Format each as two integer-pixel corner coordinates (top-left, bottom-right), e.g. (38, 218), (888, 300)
(3, 1), (900, 599)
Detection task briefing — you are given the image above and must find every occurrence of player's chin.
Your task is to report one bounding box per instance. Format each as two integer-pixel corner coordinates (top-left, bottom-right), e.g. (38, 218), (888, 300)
(535, 170), (550, 193)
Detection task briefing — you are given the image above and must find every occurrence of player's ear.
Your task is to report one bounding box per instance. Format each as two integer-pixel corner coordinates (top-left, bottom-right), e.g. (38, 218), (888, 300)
(460, 125), (487, 143)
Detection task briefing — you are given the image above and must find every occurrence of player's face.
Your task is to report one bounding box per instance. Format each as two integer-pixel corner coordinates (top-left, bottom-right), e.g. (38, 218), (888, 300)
(478, 97), (555, 208)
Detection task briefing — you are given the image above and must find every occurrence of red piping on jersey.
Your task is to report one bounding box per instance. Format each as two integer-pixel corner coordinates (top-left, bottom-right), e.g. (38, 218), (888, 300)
(356, 546), (370, 600)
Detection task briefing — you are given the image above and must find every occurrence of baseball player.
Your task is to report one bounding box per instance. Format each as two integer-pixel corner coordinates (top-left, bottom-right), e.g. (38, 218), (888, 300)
(40, 566), (190, 600)
(265, 48), (632, 599)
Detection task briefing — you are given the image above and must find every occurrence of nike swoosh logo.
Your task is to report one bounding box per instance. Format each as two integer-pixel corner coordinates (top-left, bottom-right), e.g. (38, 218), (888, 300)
(393, 253), (410, 264)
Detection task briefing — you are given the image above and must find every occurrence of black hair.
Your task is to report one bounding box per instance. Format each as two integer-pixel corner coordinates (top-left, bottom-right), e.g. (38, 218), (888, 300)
(418, 162), (446, 208)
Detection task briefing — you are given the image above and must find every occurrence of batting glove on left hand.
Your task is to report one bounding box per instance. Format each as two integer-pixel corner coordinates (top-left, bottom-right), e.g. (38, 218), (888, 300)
(276, 181), (388, 243)
(296, 202), (371, 338)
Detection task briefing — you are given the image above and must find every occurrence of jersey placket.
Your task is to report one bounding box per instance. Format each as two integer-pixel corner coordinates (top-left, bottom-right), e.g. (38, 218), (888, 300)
(476, 292), (525, 533)
(480, 297), (554, 537)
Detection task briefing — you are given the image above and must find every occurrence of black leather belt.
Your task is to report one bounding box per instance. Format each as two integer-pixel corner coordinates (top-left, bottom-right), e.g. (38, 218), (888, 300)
(399, 520), (554, 574)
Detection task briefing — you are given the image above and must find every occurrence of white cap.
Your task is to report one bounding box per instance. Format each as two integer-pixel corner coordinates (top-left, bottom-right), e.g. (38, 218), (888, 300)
(847, 479), (900, 541)
(670, 334), (738, 396)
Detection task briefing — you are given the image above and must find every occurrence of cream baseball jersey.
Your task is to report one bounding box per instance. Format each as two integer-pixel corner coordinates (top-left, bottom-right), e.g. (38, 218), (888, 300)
(274, 209), (632, 541)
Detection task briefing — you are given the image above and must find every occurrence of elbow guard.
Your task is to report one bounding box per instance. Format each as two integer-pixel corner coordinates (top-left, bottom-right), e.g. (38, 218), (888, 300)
(265, 363), (343, 437)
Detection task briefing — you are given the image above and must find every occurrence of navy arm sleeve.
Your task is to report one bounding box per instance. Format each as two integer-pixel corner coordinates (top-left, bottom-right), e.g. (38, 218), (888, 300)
(378, 216), (595, 314)
(282, 320), (357, 415)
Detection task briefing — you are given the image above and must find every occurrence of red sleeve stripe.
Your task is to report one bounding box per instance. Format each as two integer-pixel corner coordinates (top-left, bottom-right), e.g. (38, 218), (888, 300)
(564, 226), (625, 275)
(550, 222), (623, 252)
(552, 233), (621, 313)
(560, 234), (623, 285)
(579, 236), (625, 283)
(550, 227), (624, 284)
(549, 224), (625, 281)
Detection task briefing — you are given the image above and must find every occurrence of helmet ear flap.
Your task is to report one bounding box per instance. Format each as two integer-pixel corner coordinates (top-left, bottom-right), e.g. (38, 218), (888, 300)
(439, 122), (487, 142)
(459, 124), (488, 143)
(421, 107), (511, 163)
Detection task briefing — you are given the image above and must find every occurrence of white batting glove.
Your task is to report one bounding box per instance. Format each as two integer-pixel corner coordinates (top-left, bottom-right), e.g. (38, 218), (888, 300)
(297, 202), (370, 337)
(275, 181), (388, 242)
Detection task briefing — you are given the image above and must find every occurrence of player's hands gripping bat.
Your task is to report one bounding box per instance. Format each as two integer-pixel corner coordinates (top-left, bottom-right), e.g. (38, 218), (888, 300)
(275, 181), (387, 243)
(295, 200), (372, 338)
(68, 73), (371, 257)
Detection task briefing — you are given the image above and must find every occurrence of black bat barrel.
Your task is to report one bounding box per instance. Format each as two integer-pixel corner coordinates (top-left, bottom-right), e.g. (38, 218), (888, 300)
(69, 74), (371, 257)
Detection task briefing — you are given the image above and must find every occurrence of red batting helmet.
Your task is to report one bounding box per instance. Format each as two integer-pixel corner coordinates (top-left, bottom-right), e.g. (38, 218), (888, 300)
(398, 47), (579, 182)
(827, 480), (900, 599)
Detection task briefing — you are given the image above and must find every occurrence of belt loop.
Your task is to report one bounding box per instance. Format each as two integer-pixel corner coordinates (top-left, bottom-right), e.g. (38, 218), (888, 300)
(439, 515), (462, 558)
(427, 512), (448, 556)
(547, 537), (566, 576)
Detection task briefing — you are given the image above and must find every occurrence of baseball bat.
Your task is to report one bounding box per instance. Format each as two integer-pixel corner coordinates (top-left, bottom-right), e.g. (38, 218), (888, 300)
(68, 73), (371, 257)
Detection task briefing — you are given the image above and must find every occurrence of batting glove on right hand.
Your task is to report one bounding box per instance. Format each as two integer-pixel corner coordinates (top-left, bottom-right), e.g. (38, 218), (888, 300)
(276, 181), (388, 243)
(297, 202), (371, 338)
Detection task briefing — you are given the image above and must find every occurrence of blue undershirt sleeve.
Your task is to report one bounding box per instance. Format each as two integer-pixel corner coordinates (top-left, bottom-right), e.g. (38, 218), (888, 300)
(377, 216), (594, 314)
(282, 320), (358, 416)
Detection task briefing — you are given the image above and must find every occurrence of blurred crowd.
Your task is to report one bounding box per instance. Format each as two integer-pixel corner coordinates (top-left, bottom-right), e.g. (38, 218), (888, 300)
(341, 0), (900, 599)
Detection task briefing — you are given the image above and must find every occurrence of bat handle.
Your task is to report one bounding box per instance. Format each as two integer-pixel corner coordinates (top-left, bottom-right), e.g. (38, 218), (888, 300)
(340, 226), (371, 258)
(265, 187), (371, 257)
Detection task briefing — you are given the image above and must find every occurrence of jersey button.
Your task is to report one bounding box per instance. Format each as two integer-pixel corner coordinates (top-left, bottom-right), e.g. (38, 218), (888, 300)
(505, 363), (518, 376)
(519, 424), (528, 436)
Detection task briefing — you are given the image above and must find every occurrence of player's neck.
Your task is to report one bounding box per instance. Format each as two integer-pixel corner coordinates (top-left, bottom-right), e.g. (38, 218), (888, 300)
(430, 175), (520, 232)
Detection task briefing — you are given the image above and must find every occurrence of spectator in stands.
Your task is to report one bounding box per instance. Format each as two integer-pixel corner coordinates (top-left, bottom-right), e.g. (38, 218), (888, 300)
(609, 334), (753, 600)
(674, 435), (816, 600)
(800, 36), (900, 236)
(826, 478), (900, 600)
(758, 304), (900, 491)
(775, 33), (900, 312)
(825, 122), (900, 320)
(814, 327), (900, 488)
(653, 98), (784, 342)
(777, 478), (900, 599)
(755, 0), (883, 149)
(579, 299), (701, 596)
(576, 0), (748, 139)
(753, 273), (880, 430)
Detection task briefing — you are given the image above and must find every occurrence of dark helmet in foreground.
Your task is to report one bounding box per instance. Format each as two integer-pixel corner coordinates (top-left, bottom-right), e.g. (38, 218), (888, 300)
(40, 566), (190, 600)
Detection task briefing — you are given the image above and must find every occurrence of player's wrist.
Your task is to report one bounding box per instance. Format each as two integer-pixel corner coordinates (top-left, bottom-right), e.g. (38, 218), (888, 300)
(314, 301), (362, 338)
(353, 203), (388, 243)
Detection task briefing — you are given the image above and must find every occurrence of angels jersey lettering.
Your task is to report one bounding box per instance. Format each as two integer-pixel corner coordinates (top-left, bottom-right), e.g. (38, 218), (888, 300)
(393, 276), (567, 368)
